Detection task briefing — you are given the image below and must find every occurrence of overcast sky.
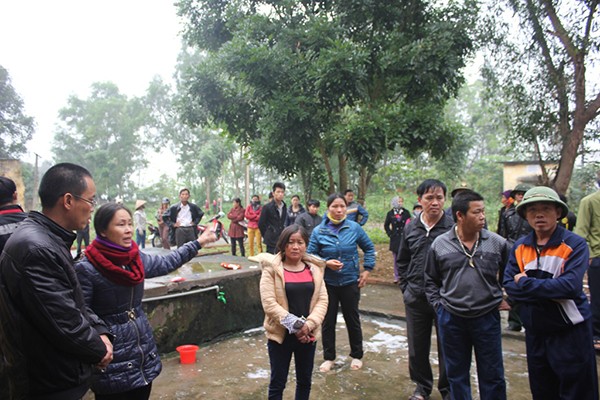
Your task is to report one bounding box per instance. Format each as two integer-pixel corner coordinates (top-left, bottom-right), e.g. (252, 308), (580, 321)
(0, 1), (183, 165)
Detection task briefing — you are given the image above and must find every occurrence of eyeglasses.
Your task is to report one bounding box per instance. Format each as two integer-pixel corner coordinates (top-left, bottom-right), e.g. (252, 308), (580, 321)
(72, 194), (97, 207)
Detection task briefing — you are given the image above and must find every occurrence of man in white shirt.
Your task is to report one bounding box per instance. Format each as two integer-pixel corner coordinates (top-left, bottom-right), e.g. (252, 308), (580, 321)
(167, 188), (204, 248)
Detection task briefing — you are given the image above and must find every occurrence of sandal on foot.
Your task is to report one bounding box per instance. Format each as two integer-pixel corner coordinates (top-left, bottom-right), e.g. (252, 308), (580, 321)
(319, 360), (335, 372)
(350, 358), (363, 370)
(594, 338), (600, 352)
(408, 395), (425, 400)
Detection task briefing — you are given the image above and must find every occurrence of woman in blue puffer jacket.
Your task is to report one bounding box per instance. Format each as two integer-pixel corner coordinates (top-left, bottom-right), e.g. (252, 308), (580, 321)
(76, 203), (216, 400)
(307, 192), (375, 373)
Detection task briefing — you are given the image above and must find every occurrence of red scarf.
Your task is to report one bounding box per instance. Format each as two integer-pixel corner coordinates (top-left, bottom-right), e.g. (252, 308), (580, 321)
(85, 239), (145, 286)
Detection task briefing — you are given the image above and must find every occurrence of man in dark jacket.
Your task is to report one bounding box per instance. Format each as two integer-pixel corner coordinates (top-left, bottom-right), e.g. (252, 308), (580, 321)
(0, 176), (27, 253)
(295, 199), (322, 236)
(397, 179), (453, 400)
(499, 183), (532, 244)
(384, 196), (411, 284)
(0, 163), (113, 400)
(167, 188), (204, 248)
(258, 182), (287, 254)
(499, 183), (532, 332)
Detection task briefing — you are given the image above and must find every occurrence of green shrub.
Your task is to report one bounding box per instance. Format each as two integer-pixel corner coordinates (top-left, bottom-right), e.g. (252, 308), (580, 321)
(363, 225), (389, 245)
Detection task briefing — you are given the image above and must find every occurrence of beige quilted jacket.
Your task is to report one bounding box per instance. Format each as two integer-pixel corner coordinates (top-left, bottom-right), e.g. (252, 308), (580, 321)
(254, 252), (328, 344)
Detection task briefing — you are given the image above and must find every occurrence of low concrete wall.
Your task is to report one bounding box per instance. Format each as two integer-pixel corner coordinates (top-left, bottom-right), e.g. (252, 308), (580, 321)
(141, 253), (264, 353)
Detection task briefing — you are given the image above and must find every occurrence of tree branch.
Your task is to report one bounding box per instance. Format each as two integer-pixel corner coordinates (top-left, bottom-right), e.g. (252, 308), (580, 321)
(583, 0), (599, 51)
(539, 0), (577, 61)
(524, 0), (559, 84)
(584, 91), (600, 122)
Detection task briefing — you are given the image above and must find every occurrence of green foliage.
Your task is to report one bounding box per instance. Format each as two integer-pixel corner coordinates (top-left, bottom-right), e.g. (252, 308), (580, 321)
(135, 173), (180, 204)
(176, 0), (479, 198)
(52, 82), (147, 200)
(0, 65), (35, 158)
(363, 225), (389, 245)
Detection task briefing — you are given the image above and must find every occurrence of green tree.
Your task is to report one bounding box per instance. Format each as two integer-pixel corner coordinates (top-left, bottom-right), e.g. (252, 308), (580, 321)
(482, 0), (600, 193)
(141, 70), (242, 204)
(176, 0), (478, 199)
(0, 65), (35, 158)
(52, 82), (147, 199)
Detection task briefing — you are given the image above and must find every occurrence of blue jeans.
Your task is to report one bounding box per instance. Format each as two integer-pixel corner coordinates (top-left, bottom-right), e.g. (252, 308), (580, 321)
(136, 230), (146, 249)
(267, 335), (316, 400)
(436, 307), (506, 400)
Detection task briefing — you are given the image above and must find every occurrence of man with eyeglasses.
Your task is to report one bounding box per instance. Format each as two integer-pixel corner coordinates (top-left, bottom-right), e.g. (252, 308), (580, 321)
(0, 163), (113, 400)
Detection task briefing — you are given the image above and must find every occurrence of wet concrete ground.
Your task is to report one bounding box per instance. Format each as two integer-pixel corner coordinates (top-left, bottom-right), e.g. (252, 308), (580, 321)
(82, 282), (591, 399)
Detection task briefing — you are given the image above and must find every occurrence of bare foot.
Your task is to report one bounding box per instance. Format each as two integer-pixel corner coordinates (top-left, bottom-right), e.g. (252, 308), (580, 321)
(350, 358), (363, 370)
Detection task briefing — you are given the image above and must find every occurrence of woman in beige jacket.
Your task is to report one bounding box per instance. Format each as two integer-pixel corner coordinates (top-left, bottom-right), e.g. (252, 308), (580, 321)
(258, 225), (328, 400)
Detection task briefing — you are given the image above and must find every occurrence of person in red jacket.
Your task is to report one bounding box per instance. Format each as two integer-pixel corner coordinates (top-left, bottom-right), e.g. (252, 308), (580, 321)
(228, 198), (246, 257)
(245, 194), (263, 256)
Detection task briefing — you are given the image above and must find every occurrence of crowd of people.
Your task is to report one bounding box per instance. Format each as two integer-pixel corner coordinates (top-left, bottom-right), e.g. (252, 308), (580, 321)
(1, 165), (600, 400)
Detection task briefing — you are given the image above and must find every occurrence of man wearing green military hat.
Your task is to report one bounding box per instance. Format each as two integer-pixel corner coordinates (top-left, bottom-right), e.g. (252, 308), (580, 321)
(503, 186), (598, 400)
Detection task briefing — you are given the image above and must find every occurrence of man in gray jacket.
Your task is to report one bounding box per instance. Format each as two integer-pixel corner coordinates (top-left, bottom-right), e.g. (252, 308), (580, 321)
(425, 190), (510, 399)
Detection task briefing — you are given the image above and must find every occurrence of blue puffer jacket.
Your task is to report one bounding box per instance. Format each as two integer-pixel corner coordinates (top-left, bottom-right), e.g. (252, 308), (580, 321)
(75, 240), (201, 395)
(307, 217), (375, 287)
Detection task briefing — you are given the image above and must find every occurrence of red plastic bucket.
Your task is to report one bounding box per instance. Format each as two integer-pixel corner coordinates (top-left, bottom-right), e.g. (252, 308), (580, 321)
(176, 345), (199, 364)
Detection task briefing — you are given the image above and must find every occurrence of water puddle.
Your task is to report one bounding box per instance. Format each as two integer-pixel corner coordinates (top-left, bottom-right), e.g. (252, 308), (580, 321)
(81, 315), (538, 400)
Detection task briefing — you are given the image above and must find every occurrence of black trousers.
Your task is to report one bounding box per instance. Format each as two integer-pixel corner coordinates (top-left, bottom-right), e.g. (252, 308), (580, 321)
(589, 258), (600, 339)
(404, 296), (449, 398)
(231, 237), (245, 257)
(267, 335), (316, 400)
(321, 282), (363, 361)
(175, 226), (196, 248)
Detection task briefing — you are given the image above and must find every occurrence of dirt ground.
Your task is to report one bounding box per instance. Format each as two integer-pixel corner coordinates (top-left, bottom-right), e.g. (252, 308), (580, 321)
(367, 243), (396, 285)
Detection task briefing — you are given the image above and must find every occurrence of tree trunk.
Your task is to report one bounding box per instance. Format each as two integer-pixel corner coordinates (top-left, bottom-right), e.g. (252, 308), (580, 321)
(299, 169), (312, 203)
(553, 124), (585, 194)
(230, 150), (241, 198)
(245, 160), (250, 206)
(205, 179), (211, 211)
(318, 140), (336, 194)
(533, 134), (550, 186)
(338, 153), (348, 193)
(357, 166), (368, 204)
(551, 52), (598, 194)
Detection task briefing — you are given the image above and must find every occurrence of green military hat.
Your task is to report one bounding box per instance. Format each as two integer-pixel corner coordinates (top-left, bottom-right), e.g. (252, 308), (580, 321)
(516, 186), (569, 219)
(451, 182), (470, 198)
(510, 183), (532, 198)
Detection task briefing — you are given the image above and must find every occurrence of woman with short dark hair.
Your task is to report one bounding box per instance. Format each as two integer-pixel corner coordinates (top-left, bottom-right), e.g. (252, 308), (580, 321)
(75, 202), (216, 400)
